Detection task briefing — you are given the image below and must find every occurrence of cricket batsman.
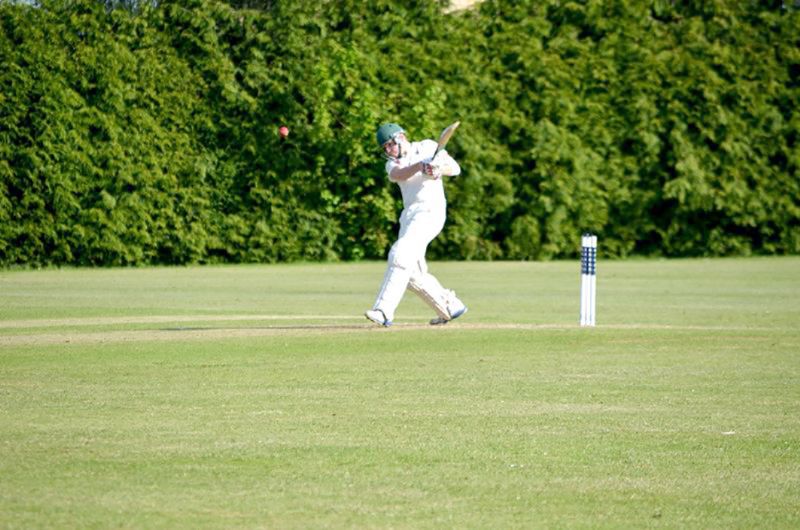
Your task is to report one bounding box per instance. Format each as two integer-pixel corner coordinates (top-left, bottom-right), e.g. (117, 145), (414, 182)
(365, 123), (468, 327)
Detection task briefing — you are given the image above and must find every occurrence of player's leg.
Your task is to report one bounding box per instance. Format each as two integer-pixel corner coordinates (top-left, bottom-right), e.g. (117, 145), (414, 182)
(366, 209), (442, 326)
(366, 242), (412, 326)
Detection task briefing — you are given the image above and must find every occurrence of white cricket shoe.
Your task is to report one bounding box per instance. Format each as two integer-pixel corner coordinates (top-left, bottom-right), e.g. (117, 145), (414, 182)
(429, 305), (468, 326)
(365, 309), (392, 327)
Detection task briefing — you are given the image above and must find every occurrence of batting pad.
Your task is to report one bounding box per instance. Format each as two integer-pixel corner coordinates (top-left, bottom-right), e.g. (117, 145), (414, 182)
(407, 271), (464, 321)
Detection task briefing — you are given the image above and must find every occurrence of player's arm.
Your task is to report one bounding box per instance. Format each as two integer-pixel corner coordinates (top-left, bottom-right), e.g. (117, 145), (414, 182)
(388, 161), (425, 182)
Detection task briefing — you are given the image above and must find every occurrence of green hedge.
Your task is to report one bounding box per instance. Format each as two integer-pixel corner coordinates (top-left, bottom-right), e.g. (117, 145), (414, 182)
(1, 0), (798, 266)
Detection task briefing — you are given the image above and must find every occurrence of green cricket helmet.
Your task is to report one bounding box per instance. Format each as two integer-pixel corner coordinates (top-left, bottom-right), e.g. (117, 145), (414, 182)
(376, 123), (404, 147)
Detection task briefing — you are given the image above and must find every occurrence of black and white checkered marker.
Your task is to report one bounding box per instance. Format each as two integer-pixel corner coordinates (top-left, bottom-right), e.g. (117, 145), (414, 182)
(580, 234), (597, 327)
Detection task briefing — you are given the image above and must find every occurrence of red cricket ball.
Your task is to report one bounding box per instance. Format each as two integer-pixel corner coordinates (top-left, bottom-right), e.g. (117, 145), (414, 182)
(279, 126), (289, 138)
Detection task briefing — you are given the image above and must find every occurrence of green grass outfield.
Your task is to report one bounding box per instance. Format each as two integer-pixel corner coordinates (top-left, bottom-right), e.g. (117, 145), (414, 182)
(1, 258), (799, 529)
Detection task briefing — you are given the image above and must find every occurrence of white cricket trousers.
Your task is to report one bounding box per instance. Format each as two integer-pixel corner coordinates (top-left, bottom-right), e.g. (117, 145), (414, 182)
(372, 205), (451, 322)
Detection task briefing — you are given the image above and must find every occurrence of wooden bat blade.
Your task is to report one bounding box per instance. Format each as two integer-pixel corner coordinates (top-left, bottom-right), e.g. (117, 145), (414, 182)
(434, 121), (460, 155)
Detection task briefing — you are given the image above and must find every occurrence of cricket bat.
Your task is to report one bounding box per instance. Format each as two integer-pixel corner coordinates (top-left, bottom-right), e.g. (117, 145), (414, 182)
(432, 121), (460, 158)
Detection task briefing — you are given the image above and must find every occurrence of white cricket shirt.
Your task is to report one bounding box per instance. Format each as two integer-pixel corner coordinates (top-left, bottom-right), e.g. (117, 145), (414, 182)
(384, 139), (447, 211)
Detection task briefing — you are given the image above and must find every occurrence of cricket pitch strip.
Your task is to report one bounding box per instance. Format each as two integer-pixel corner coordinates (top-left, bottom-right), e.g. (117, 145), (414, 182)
(0, 314), (785, 347)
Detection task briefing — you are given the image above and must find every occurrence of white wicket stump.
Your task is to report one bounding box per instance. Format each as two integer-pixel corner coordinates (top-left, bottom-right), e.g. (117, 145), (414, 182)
(580, 234), (597, 327)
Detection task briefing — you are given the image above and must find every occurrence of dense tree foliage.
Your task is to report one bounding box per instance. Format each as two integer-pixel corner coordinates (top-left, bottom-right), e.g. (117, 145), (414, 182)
(1, 0), (798, 266)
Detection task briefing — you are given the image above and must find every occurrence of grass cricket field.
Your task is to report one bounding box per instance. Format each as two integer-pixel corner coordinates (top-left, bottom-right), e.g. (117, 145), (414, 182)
(1, 258), (799, 528)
